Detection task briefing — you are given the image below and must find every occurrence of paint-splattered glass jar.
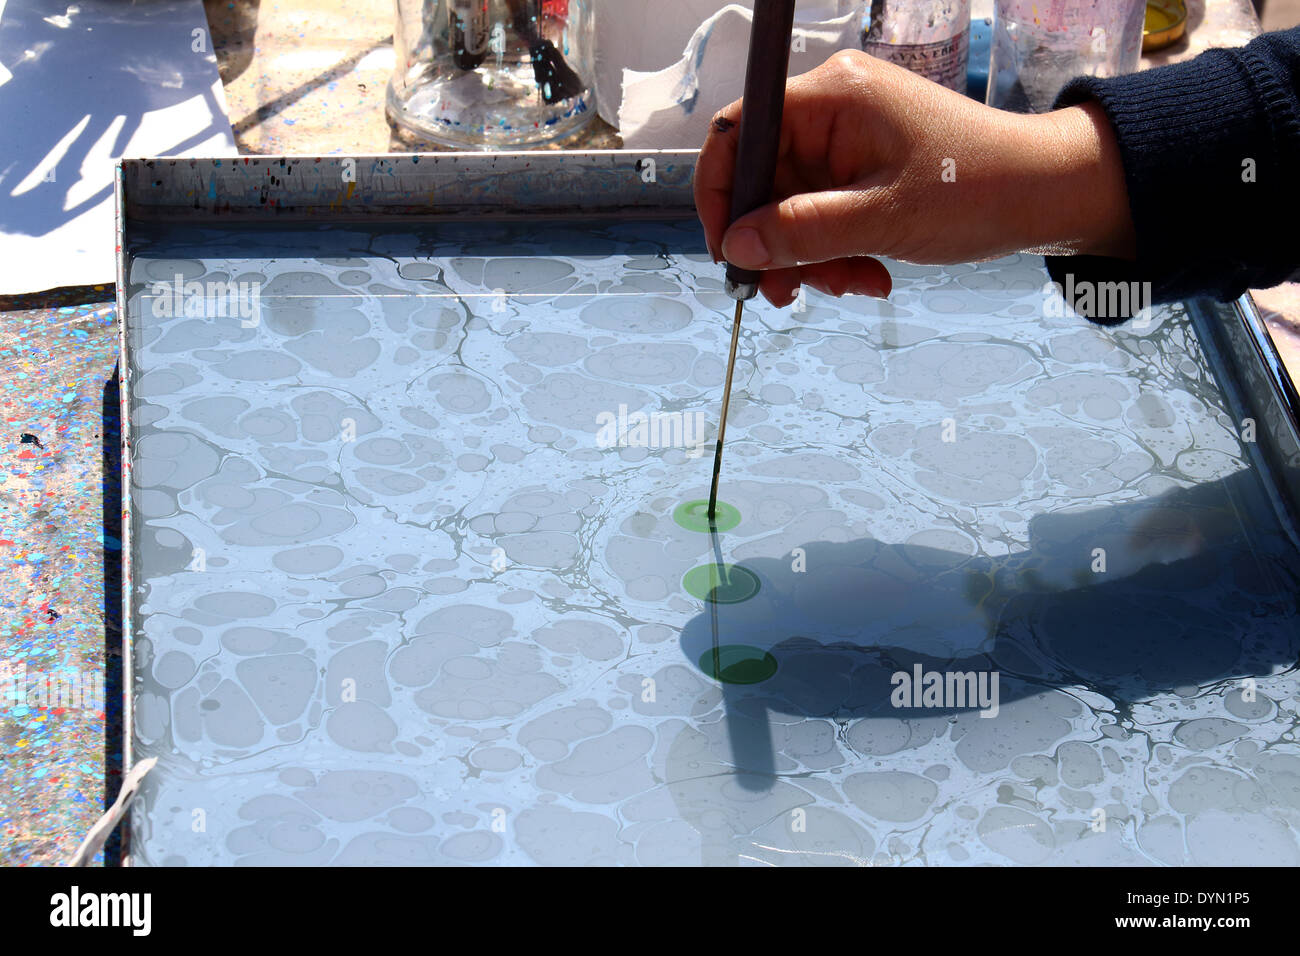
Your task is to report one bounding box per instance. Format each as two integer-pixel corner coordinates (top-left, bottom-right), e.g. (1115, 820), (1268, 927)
(863, 0), (972, 94)
(389, 0), (595, 148)
(987, 0), (1146, 113)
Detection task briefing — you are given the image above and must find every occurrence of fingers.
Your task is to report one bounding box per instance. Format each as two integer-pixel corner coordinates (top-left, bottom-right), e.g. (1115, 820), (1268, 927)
(694, 50), (897, 305)
(757, 258), (893, 308)
(721, 186), (887, 270)
(799, 258), (893, 298)
(695, 100), (745, 262)
(758, 268), (802, 307)
(694, 50), (883, 262)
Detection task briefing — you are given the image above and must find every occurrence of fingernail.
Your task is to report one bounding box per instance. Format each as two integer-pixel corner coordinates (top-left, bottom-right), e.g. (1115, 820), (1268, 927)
(722, 227), (769, 268)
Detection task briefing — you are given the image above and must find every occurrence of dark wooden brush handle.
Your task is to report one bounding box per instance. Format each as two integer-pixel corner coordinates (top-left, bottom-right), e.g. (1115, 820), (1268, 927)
(725, 0), (799, 292)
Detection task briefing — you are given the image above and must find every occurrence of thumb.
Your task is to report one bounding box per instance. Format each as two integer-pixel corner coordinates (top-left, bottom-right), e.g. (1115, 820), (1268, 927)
(721, 189), (878, 270)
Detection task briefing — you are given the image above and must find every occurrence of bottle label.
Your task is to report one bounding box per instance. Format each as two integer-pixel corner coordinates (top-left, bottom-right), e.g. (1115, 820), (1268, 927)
(864, 32), (969, 92)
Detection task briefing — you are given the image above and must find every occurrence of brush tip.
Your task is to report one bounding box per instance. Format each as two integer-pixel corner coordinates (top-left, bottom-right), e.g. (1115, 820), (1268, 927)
(530, 39), (585, 103)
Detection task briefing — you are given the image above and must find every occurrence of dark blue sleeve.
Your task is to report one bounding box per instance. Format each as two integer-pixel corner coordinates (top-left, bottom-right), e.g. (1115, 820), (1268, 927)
(1041, 26), (1300, 324)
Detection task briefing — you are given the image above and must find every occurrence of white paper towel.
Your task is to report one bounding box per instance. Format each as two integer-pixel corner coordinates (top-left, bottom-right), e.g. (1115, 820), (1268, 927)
(599, 1), (864, 149)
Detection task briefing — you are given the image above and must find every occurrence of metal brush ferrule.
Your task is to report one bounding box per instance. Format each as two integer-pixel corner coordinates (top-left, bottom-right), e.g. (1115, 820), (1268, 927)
(724, 277), (758, 301)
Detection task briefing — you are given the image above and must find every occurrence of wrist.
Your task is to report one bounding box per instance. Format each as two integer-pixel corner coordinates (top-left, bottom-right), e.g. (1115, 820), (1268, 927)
(1007, 101), (1137, 260)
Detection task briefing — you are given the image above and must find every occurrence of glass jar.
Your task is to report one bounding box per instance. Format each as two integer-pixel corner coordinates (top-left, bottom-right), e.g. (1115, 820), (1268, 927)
(388, 0), (595, 148)
(987, 0), (1146, 113)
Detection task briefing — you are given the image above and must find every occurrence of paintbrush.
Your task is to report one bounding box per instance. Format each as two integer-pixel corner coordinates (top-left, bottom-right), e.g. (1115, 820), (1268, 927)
(449, 0), (584, 104)
(507, 0), (585, 104)
(707, 0), (798, 520)
(865, 0), (887, 43)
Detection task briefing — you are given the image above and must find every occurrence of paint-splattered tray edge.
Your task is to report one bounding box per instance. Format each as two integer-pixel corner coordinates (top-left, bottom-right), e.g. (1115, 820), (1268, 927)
(116, 151), (696, 223)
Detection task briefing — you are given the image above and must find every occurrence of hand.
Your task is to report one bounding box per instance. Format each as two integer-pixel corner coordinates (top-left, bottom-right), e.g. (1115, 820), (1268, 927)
(694, 49), (1137, 308)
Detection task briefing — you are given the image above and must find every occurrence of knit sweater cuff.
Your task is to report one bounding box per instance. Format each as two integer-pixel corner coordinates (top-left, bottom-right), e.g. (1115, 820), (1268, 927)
(1042, 33), (1300, 324)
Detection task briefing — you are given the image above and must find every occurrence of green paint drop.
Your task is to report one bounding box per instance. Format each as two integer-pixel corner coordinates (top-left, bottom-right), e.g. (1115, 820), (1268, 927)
(682, 563), (760, 603)
(699, 644), (778, 684)
(673, 499), (741, 533)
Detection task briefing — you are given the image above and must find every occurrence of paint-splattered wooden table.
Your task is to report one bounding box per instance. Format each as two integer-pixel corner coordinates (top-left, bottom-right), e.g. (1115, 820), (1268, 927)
(0, 295), (120, 866)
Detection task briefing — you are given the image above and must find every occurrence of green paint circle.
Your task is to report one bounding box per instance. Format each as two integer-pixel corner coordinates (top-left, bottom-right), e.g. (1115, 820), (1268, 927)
(673, 499), (741, 533)
(682, 563), (760, 604)
(699, 644), (779, 684)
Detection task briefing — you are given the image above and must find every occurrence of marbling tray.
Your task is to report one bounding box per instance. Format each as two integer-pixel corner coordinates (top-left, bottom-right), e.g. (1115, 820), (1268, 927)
(115, 152), (1300, 866)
